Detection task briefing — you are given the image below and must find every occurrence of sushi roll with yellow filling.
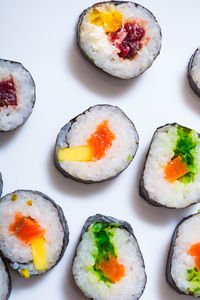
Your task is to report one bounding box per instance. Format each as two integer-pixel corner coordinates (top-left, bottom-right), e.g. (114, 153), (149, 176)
(72, 214), (146, 300)
(0, 190), (69, 278)
(77, 1), (162, 79)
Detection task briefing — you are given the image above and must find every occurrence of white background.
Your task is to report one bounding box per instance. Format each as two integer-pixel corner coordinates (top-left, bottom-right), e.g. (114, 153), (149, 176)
(1, 0), (200, 299)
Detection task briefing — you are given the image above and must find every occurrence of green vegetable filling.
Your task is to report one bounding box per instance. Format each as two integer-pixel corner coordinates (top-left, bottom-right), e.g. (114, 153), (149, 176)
(173, 126), (199, 183)
(90, 222), (119, 283)
(187, 268), (200, 294)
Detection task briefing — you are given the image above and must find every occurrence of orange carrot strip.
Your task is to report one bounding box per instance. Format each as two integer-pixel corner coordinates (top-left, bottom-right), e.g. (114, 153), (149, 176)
(188, 243), (200, 271)
(164, 156), (189, 183)
(98, 255), (125, 282)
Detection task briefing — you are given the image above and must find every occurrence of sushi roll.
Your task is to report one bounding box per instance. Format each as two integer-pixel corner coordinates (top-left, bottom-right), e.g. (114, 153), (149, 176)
(77, 1), (162, 79)
(0, 59), (36, 131)
(166, 213), (200, 297)
(0, 256), (11, 300)
(139, 123), (200, 208)
(55, 104), (139, 183)
(188, 48), (200, 97)
(0, 172), (3, 197)
(0, 190), (69, 278)
(72, 214), (146, 300)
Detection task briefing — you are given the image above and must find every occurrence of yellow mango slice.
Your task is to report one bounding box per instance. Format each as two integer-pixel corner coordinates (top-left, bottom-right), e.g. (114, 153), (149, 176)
(20, 269), (30, 279)
(58, 146), (92, 162)
(90, 9), (123, 32)
(31, 237), (47, 271)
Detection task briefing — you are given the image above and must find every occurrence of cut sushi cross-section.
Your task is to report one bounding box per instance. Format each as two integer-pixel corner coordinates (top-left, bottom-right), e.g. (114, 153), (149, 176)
(188, 48), (200, 97)
(72, 214), (146, 300)
(55, 105), (139, 183)
(0, 190), (69, 278)
(77, 1), (162, 79)
(139, 123), (200, 208)
(167, 213), (200, 297)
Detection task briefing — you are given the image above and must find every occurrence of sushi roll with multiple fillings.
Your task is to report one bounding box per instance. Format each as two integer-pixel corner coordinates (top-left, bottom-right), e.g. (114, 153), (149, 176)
(139, 123), (200, 208)
(77, 1), (162, 79)
(72, 214), (146, 300)
(188, 48), (200, 97)
(0, 256), (11, 300)
(0, 190), (69, 278)
(0, 172), (3, 197)
(167, 213), (200, 297)
(0, 59), (36, 131)
(55, 104), (139, 183)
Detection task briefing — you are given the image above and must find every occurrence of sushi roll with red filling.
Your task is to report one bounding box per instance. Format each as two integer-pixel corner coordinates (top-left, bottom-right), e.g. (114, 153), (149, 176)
(55, 104), (139, 183)
(72, 214), (146, 300)
(0, 59), (36, 131)
(0, 256), (11, 300)
(188, 48), (200, 97)
(0, 190), (69, 278)
(77, 1), (162, 79)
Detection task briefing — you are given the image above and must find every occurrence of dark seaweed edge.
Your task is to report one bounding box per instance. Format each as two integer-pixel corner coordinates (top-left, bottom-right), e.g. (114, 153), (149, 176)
(0, 190), (69, 277)
(0, 58), (36, 132)
(139, 122), (200, 209)
(0, 172), (3, 197)
(188, 49), (200, 98)
(0, 256), (12, 300)
(76, 1), (162, 80)
(54, 104), (139, 184)
(72, 214), (147, 300)
(166, 213), (200, 297)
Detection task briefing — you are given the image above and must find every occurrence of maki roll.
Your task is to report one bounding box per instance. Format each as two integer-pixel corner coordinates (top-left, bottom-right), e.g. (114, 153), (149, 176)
(77, 1), (162, 79)
(166, 213), (200, 297)
(72, 214), (146, 300)
(0, 172), (3, 197)
(0, 190), (69, 278)
(55, 104), (139, 183)
(0, 59), (36, 131)
(188, 48), (200, 97)
(0, 256), (11, 300)
(139, 123), (200, 208)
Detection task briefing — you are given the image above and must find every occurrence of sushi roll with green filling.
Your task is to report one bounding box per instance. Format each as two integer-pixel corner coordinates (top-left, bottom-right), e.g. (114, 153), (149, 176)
(0, 59), (36, 131)
(139, 123), (200, 208)
(55, 104), (139, 183)
(0, 173), (3, 197)
(188, 48), (200, 97)
(0, 190), (69, 278)
(0, 256), (11, 300)
(77, 1), (162, 79)
(72, 214), (146, 300)
(167, 213), (200, 297)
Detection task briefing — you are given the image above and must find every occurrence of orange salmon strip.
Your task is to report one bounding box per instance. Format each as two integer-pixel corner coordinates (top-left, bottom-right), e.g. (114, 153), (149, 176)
(98, 255), (125, 282)
(188, 243), (200, 271)
(9, 212), (46, 246)
(164, 156), (189, 183)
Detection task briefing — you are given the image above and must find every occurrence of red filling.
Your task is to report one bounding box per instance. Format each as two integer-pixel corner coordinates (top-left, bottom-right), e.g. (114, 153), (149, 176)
(109, 21), (145, 59)
(0, 77), (17, 107)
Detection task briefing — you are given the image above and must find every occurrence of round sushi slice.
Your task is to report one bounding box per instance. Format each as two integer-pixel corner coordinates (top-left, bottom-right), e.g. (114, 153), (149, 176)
(0, 190), (69, 278)
(55, 104), (139, 183)
(72, 214), (146, 300)
(188, 48), (200, 97)
(0, 172), (3, 197)
(139, 123), (200, 208)
(0, 59), (36, 131)
(166, 213), (200, 297)
(0, 256), (11, 300)
(77, 1), (162, 79)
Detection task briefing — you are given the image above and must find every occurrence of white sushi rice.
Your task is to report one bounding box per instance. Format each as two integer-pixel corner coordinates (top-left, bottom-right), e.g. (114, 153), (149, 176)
(190, 48), (200, 89)
(58, 105), (138, 182)
(0, 59), (35, 131)
(79, 2), (161, 79)
(72, 226), (146, 300)
(0, 191), (64, 274)
(143, 124), (200, 208)
(0, 257), (9, 300)
(171, 214), (200, 296)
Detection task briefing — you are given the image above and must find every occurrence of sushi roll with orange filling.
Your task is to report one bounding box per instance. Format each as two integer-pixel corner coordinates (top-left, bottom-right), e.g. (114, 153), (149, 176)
(0, 59), (36, 131)
(55, 104), (139, 183)
(77, 1), (162, 79)
(0, 256), (11, 300)
(0, 190), (69, 278)
(72, 214), (146, 300)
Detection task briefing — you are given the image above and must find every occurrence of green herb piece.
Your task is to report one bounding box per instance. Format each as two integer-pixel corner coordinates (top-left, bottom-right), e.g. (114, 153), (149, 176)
(187, 267), (200, 294)
(127, 154), (132, 162)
